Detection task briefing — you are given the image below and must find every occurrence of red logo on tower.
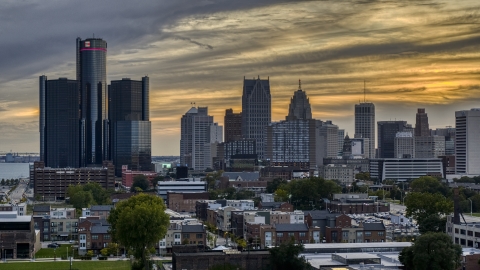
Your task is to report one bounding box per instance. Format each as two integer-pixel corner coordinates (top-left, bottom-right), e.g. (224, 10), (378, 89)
(85, 41), (90, 48)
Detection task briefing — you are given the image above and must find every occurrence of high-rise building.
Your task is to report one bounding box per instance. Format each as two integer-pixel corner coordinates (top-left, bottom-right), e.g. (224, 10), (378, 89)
(415, 108), (430, 137)
(415, 136), (445, 158)
(224, 109), (242, 142)
(394, 131), (415, 158)
(265, 119), (321, 170)
(43, 78), (81, 168)
(319, 121), (339, 160)
(286, 81), (312, 121)
(455, 109), (480, 175)
(180, 107), (215, 170)
(39, 75), (47, 162)
(108, 77), (151, 176)
(77, 37), (108, 166)
(355, 103), (375, 158)
(337, 129), (345, 156)
(242, 76), (271, 160)
(431, 127), (456, 156)
(377, 121), (409, 158)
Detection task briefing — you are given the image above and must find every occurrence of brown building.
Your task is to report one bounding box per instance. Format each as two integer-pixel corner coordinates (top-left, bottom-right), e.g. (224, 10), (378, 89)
(181, 224), (207, 245)
(244, 222), (321, 248)
(167, 192), (210, 213)
(260, 166), (304, 180)
(33, 161), (115, 201)
(78, 218), (112, 255)
(0, 212), (36, 259)
(172, 245), (270, 270)
(440, 155), (456, 175)
(258, 202), (294, 212)
(218, 177), (267, 194)
(325, 222), (386, 243)
(224, 109), (242, 142)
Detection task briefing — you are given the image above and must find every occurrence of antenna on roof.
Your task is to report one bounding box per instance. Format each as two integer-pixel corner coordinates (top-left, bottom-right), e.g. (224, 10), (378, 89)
(299, 79), (302, 90)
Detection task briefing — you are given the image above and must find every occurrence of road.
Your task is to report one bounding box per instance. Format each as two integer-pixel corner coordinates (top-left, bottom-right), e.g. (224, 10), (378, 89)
(9, 180), (28, 203)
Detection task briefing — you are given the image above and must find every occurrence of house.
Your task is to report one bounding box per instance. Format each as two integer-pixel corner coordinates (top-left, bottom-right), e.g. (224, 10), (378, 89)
(78, 218), (112, 255)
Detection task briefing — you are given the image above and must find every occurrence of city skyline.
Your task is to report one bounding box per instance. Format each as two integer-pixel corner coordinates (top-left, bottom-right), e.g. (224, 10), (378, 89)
(1, 0), (480, 155)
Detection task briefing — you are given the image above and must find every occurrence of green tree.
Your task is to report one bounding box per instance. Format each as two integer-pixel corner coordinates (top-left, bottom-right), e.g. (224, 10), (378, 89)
(108, 194), (169, 270)
(355, 172), (370, 181)
(269, 239), (311, 270)
(405, 192), (453, 223)
(205, 170), (223, 190)
(410, 176), (450, 196)
(5, 179), (10, 186)
(267, 178), (288, 193)
(151, 175), (164, 187)
(0, 179), (5, 185)
(131, 175), (150, 192)
(274, 189), (289, 202)
(399, 232), (462, 270)
(418, 213), (447, 234)
(83, 182), (110, 205)
(69, 190), (95, 209)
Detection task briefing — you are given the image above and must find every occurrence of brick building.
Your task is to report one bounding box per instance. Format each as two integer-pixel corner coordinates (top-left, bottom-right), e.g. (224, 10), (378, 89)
(78, 218), (112, 255)
(167, 192), (210, 214)
(325, 222), (386, 243)
(258, 202), (293, 212)
(0, 212), (36, 259)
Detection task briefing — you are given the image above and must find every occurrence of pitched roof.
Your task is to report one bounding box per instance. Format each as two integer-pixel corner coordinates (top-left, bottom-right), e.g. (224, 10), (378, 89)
(363, 222), (385, 231)
(181, 224), (205, 233)
(90, 205), (114, 211)
(274, 223), (309, 232)
(304, 210), (339, 219)
(91, 225), (109, 234)
(33, 205), (51, 212)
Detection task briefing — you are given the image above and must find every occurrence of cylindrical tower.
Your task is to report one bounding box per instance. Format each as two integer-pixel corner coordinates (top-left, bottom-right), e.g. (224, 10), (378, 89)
(77, 38), (107, 165)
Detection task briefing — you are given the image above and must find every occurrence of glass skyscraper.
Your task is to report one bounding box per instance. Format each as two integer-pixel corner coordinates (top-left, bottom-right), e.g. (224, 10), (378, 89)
(109, 77), (151, 175)
(43, 78), (81, 168)
(77, 37), (108, 166)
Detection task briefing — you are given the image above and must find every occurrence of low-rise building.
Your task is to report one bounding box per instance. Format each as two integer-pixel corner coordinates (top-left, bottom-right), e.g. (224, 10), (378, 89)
(258, 201), (294, 212)
(157, 179), (207, 200)
(167, 192), (210, 214)
(81, 205), (114, 219)
(121, 165), (157, 188)
(325, 222), (386, 243)
(0, 212), (36, 259)
(320, 164), (356, 186)
(78, 218), (111, 255)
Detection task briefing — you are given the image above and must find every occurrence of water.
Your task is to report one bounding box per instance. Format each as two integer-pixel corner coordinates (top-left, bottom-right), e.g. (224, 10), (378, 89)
(0, 163), (30, 180)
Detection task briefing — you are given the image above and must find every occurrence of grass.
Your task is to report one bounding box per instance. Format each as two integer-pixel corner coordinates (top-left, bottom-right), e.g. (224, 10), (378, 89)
(0, 261), (131, 270)
(470, 213), (480, 217)
(35, 245), (74, 259)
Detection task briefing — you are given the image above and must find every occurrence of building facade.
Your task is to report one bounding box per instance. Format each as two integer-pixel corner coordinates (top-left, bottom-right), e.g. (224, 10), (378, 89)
(286, 82), (312, 121)
(394, 132), (414, 158)
(77, 37), (108, 166)
(377, 121), (409, 158)
(370, 158), (444, 182)
(224, 109), (242, 142)
(455, 109), (480, 175)
(109, 77), (151, 176)
(242, 76), (271, 160)
(355, 103), (375, 159)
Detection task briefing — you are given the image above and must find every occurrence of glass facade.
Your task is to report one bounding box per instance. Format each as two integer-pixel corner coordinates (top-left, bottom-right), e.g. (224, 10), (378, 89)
(77, 38), (107, 165)
(44, 78), (80, 168)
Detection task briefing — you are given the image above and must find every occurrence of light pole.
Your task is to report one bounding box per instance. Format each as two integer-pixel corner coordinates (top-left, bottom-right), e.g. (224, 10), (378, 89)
(468, 198), (473, 216)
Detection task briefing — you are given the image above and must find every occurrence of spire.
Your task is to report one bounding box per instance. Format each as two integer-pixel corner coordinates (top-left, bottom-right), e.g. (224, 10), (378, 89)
(299, 79), (302, 90)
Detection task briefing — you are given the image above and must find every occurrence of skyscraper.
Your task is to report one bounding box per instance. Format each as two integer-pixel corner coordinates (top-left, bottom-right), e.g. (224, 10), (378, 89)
(242, 76), (271, 160)
(39, 75), (47, 162)
(43, 78), (81, 168)
(355, 103), (375, 158)
(224, 109), (242, 142)
(455, 109), (480, 175)
(286, 80), (312, 121)
(77, 37), (108, 166)
(377, 121), (408, 158)
(415, 108), (430, 137)
(180, 107), (215, 170)
(109, 77), (151, 175)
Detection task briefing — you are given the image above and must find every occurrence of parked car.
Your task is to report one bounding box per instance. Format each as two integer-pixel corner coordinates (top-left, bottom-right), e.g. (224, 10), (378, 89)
(47, 244), (59, 248)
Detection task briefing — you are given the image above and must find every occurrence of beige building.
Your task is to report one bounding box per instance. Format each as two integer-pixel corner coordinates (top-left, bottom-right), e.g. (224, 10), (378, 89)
(321, 164), (355, 186)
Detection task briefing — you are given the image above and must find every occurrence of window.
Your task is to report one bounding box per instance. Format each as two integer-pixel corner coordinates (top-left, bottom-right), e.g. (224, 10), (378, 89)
(277, 233), (283, 237)
(174, 234), (180, 239)
(299, 232), (306, 237)
(92, 235), (99, 240)
(468, 231), (473, 236)
(365, 231), (372, 237)
(80, 234), (86, 240)
(196, 234), (203, 239)
(378, 232), (384, 236)
(104, 235), (110, 240)
(183, 234), (190, 239)
(288, 233), (294, 237)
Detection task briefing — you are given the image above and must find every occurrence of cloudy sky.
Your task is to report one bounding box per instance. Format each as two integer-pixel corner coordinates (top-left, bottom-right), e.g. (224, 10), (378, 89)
(1, 0), (480, 155)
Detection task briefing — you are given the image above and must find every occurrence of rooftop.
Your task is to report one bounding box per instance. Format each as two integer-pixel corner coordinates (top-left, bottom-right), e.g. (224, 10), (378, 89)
(181, 224), (205, 233)
(274, 223), (308, 232)
(90, 205), (114, 211)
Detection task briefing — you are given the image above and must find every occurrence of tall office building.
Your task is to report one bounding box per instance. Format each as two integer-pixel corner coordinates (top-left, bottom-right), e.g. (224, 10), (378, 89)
(43, 78), (81, 168)
(377, 121), (408, 158)
(394, 132), (415, 158)
(224, 109), (242, 142)
(337, 129), (345, 156)
(415, 108), (430, 137)
(355, 103), (375, 159)
(77, 37), (108, 166)
(242, 76), (271, 160)
(180, 107), (215, 170)
(39, 75), (47, 162)
(455, 109), (480, 175)
(109, 77), (151, 175)
(319, 120), (339, 160)
(286, 81), (312, 121)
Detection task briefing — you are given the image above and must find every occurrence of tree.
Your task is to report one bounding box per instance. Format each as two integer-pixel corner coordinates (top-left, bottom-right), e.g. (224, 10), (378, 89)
(108, 194), (169, 270)
(70, 190), (95, 209)
(355, 172), (370, 181)
(67, 183), (111, 209)
(410, 176), (450, 197)
(267, 178), (288, 193)
(418, 213), (447, 234)
(274, 189), (289, 202)
(405, 192), (453, 224)
(0, 179), (4, 185)
(205, 171), (223, 190)
(151, 175), (164, 187)
(131, 175), (150, 192)
(399, 232), (462, 270)
(269, 239), (311, 270)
